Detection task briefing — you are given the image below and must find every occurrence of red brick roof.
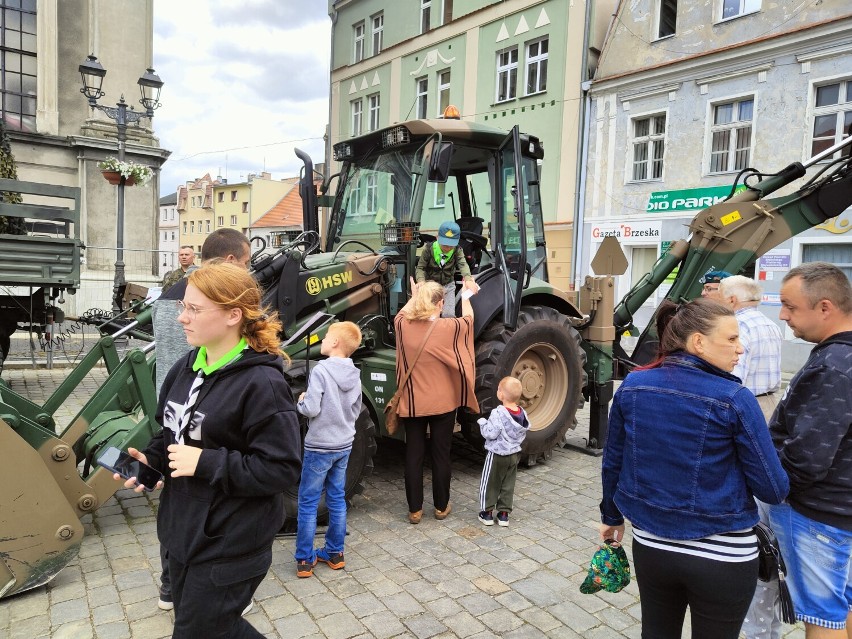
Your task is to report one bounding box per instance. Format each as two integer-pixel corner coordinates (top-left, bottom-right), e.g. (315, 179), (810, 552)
(252, 181), (318, 229)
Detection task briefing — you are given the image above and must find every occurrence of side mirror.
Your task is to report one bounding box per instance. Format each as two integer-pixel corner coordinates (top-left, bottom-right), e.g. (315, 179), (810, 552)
(428, 141), (453, 183)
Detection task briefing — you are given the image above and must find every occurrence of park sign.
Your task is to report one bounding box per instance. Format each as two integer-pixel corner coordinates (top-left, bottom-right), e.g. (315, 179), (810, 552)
(646, 185), (746, 213)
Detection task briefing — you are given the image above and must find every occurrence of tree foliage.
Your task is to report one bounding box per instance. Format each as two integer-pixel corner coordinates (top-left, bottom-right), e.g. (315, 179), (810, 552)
(0, 119), (25, 235)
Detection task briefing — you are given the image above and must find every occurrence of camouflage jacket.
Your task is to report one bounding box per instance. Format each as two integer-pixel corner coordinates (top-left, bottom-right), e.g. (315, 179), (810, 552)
(161, 268), (188, 293)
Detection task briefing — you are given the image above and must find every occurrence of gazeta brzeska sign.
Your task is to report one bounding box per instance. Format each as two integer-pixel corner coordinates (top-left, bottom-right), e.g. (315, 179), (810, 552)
(646, 185), (746, 213)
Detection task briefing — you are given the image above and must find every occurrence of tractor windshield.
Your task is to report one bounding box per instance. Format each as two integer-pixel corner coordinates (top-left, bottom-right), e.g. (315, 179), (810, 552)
(327, 147), (424, 252)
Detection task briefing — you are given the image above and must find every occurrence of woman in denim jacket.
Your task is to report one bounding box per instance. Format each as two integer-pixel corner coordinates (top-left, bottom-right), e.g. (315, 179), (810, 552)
(599, 298), (789, 639)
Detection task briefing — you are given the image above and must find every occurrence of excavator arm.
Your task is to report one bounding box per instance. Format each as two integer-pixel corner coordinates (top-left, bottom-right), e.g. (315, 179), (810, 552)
(616, 135), (852, 365)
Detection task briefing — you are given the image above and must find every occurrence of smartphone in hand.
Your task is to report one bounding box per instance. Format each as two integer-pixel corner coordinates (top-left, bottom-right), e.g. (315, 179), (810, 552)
(96, 446), (164, 492)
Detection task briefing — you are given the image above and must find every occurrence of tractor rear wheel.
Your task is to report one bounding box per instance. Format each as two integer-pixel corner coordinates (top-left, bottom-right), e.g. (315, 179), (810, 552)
(464, 306), (586, 464)
(279, 402), (377, 534)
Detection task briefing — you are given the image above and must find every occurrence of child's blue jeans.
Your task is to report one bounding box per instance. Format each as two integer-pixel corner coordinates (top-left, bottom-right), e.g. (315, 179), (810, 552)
(295, 448), (350, 562)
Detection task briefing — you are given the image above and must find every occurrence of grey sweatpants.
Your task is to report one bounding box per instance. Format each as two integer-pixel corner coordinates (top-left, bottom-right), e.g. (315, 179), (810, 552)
(741, 392), (782, 639)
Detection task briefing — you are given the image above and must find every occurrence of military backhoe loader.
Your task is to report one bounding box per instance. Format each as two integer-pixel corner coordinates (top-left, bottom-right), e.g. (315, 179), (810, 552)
(2, 114), (851, 600)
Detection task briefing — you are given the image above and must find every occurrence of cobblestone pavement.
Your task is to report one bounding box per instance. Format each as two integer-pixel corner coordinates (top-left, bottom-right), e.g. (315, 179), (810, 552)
(1, 367), (805, 639)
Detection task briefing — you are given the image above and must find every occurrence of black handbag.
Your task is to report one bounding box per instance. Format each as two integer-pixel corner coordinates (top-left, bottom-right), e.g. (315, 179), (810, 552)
(754, 522), (796, 624)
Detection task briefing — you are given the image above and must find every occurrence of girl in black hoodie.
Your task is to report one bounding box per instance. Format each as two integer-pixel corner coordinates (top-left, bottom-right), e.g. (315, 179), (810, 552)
(119, 261), (301, 638)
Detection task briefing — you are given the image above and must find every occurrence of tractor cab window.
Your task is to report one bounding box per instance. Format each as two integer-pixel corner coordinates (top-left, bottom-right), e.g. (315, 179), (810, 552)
(332, 149), (419, 251)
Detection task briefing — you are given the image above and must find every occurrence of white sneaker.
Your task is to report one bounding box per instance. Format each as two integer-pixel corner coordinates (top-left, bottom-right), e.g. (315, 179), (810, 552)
(157, 587), (174, 611)
(242, 600), (254, 616)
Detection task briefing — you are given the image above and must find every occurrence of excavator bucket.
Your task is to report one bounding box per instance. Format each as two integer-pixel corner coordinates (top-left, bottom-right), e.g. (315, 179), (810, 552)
(0, 417), (85, 597)
(0, 320), (159, 600)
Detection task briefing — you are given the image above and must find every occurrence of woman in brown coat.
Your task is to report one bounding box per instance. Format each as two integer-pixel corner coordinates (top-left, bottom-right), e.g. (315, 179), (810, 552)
(394, 279), (479, 523)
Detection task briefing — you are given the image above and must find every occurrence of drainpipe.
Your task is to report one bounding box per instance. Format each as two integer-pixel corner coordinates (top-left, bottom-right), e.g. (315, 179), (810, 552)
(571, 0), (596, 289)
(324, 6), (339, 238)
(572, 81), (592, 289)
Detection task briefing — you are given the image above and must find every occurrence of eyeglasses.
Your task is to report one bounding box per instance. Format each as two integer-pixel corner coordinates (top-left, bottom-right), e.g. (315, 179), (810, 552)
(177, 300), (221, 319)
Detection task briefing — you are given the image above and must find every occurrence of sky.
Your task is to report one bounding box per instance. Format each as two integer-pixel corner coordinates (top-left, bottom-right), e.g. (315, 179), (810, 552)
(152, 0), (332, 197)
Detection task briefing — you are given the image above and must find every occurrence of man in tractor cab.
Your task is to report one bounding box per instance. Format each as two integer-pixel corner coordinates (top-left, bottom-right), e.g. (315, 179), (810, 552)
(415, 220), (480, 317)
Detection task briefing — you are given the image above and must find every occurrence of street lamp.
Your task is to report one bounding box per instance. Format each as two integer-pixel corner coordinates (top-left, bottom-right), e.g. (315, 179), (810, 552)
(78, 54), (164, 313)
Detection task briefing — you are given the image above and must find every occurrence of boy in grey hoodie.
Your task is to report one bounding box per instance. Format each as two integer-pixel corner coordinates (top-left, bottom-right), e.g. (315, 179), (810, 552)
(477, 376), (529, 527)
(295, 321), (363, 577)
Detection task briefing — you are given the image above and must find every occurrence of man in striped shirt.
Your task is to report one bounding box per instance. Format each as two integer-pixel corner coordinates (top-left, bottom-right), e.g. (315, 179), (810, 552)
(720, 276), (783, 420)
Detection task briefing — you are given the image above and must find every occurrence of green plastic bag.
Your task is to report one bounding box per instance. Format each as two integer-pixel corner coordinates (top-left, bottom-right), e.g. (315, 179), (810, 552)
(580, 541), (631, 594)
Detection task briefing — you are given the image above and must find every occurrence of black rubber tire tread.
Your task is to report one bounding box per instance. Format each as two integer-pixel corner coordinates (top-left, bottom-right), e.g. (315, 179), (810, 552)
(464, 306), (587, 461)
(280, 402), (377, 534)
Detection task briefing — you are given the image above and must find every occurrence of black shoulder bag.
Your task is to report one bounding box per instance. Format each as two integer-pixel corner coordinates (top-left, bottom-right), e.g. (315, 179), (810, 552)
(754, 522), (796, 624)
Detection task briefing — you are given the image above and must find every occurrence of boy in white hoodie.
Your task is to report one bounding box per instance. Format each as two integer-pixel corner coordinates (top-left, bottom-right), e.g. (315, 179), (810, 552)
(477, 376), (529, 527)
(295, 321), (362, 577)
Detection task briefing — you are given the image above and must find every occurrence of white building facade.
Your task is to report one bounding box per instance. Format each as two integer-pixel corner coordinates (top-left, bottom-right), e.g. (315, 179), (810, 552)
(581, 1), (852, 371)
(158, 192), (178, 278)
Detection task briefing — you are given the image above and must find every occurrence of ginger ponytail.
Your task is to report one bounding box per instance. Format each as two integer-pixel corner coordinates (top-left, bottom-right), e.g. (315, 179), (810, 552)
(187, 262), (289, 362)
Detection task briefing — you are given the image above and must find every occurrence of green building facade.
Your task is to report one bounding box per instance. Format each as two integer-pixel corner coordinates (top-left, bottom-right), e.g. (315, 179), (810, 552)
(327, 0), (612, 289)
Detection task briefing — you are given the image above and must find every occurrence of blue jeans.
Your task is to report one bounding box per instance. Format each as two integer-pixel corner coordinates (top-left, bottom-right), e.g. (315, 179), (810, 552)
(768, 501), (852, 629)
(295, 449), (350, 562)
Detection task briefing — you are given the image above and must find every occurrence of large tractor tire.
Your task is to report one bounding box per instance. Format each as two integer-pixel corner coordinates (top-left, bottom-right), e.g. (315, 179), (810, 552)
(464, 306), (587, 464)
(279, 402), (377, 533)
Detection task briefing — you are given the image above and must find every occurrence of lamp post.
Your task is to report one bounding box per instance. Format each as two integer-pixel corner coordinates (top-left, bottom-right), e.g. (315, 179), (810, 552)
(78, 54), (164, 313)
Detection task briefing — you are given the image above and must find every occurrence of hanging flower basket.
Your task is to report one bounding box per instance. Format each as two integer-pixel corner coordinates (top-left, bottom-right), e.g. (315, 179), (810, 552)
(97, 157), (153, 187)
(101, 170), (136, 186)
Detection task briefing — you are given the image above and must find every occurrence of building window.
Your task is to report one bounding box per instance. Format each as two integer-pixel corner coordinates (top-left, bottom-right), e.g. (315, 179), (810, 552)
(721, 0), (760, 20)
(351, 98), (363, 136)
(372, 13), (383, 56)
(525, 38), (548, 96)
(205, 220), (211, 233)
(190, 221), (195, 233)
(811, 80), (852, 160)
(366, 174), (377, 213)
(415, 77), (428, 119)
(353, 21), (365, 63)
(434, 183), (446, 207)
(183, 221), (187, 233)
(242, 202), (248, 213)
(231, 190), (237, 201)
(217, 192), (224, 202)
(421, 0), (431, 34)
(217, 216), (224, 226)
(803, 243), (852, 282)
(442, 0), (453, 25)
(368, 93), (380, 131)
(495, 47), (518, 103)
(0, 3), (37, 133)
(162, 209), (167, 221)
(632, 114), (666, 181)
(171, 231), (175, 241)
(350, 179), (362, 215)
(230, 215), (237, 226)
(710, 98), (753, 173)
(656, 0), (677, 38)
(437, 70), (451, 115)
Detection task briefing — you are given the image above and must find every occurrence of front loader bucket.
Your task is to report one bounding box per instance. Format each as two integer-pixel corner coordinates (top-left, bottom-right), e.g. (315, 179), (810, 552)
(0, 418), (84, 598)
(0, 339), (159, 600)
